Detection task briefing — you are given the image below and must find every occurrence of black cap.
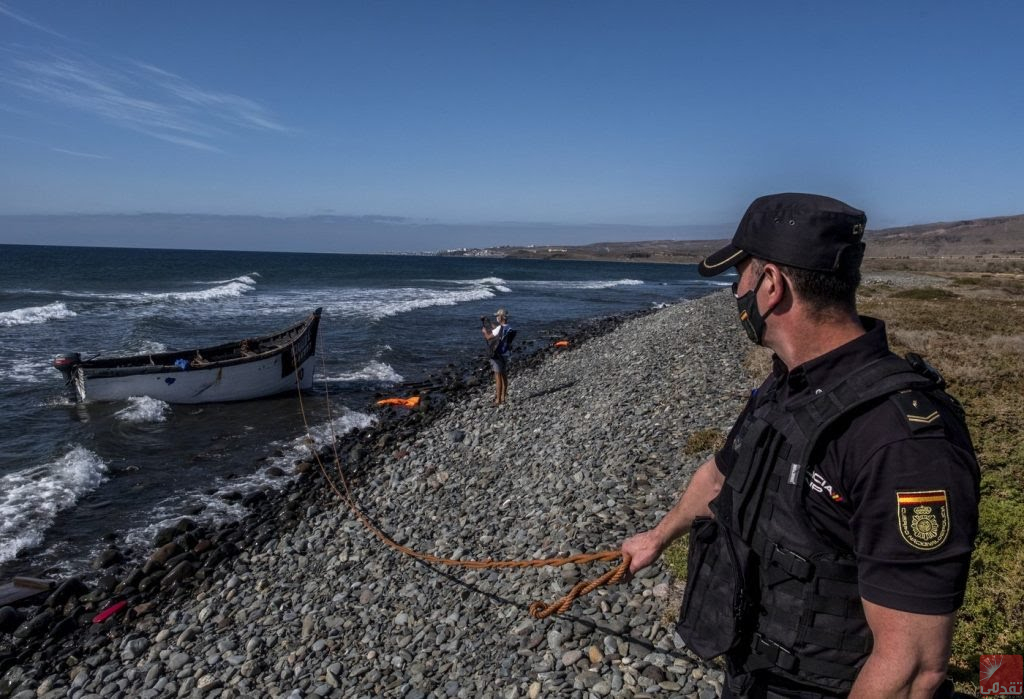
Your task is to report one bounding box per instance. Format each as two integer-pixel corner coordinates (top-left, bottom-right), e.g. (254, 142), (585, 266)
(698, 193), (867, 277)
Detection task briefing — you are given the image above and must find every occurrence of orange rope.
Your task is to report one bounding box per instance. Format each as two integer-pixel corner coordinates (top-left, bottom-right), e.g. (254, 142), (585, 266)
(290, 338), (631, 619)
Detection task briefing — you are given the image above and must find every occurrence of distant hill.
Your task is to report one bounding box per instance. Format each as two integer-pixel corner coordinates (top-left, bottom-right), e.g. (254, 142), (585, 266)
(450, 213), (1024, 273)
(864, 214), (1024, 257)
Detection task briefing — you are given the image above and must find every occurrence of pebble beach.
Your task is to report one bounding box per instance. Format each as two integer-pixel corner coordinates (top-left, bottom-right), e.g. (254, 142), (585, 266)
(1, 291), (754, 699)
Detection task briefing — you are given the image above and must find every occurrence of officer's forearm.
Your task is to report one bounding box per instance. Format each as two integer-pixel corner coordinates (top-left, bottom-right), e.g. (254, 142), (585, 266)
(651, 457), (723, 546)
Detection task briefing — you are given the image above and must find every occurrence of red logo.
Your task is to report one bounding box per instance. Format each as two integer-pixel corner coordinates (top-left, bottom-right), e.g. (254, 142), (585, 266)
(981, 654), (1023, 695)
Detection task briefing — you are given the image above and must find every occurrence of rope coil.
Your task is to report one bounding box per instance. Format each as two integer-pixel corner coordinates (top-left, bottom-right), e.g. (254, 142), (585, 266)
(293, 342), (630, 619)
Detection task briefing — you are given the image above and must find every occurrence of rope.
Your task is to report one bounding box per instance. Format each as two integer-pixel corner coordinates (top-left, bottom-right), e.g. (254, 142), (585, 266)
(289, 335), (631, 619)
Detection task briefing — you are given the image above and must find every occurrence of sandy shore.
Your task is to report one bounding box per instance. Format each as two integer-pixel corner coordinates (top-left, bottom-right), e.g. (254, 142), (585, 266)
(1, 291), (753, 699)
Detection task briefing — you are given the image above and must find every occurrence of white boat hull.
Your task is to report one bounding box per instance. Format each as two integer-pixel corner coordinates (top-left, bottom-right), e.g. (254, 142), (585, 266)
(56, 308), (322, 404)
(78, 355), (317, 404)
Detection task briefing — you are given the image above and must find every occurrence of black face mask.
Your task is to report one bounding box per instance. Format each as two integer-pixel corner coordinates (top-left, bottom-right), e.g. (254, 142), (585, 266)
(732, 270), (772, 345)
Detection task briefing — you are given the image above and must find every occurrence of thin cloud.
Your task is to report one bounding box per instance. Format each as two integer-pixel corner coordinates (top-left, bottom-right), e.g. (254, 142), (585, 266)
(0, 2), (68, 40)
(2, 47), (288, 152)
(137, 62), (289, 133)
(50, 147), (110, 159)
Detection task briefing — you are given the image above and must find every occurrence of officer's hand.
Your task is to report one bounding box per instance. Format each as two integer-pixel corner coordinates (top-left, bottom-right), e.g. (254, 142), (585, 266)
(621, 529), (665, 577)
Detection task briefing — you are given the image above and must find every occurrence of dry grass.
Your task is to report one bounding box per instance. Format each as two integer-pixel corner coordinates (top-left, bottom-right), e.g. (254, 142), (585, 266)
(860, 278), (1024, 689)
(683, 428), (726, 456)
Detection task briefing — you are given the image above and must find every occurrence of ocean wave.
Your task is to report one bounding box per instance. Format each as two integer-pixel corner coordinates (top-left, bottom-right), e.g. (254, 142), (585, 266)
(115, 396), (171, 423)
(0, 446), (108, 564)
(117, 409), (376, 553)
(0, 301), (77, 327)
(202, 273), (261, 285)
(139, 277), (257, 303)
(322, 361), (403, 384)
(451, 277), (513, 293)
(517, 279), (645, 290)
(334, 286), (496, 320)
(43, 276), (259, 306)
(1, 359), (49, 384)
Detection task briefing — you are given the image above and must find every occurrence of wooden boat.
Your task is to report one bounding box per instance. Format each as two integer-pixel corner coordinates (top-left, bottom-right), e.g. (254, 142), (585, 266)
(52, 308), (322, 404)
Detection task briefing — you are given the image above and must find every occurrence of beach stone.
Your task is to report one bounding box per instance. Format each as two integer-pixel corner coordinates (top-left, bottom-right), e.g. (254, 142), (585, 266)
(196, 674), (221, 691)
(150, 542), (184, 565)
(167, 652), (190, 671)
(642, 665), (666, 683)
(92, 548), (124, 570)
(161, 561), (196, 589)
(46, 577), (89, 608)
(0, 606), (25, 634)
(13, 608), (54, 640)
(152, 526), (177, 547)
(0, 294), (751, 699)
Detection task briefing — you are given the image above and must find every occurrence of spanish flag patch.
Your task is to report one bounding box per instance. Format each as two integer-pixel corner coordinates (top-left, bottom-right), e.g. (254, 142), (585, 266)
(896, 490), (950, 550)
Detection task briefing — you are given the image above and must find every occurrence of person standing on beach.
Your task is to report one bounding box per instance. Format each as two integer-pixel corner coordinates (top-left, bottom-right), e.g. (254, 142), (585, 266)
(621, 193), (979, 698)
(482, 308), (513, 405)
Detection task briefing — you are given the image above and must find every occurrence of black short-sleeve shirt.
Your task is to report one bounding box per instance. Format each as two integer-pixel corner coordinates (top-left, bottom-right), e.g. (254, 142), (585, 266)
(716, 318), (980, 615)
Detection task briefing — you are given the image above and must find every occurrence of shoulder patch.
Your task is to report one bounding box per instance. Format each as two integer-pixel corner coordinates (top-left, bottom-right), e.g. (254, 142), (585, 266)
(896, 490), (950, 550)
(891, 390), (942, 431)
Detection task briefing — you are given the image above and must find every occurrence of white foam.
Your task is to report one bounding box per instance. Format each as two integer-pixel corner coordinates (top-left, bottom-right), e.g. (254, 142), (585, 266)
(332, 286), (496, 320)
(203, 273), (261, 285)
(139, 278), (257, 303)
(137, 340), (168, 354)
(451, 277), (513, 293)
(2, 359), (48, 384)
(516, 278), (645, 290)
(0, 301), (77, 327)
(0, 446), (108, 564)
(274, 410), (376, 464)
(117, 409), (376, 551)
(322, 361), (403, 384)
(115, 396), (170, 423)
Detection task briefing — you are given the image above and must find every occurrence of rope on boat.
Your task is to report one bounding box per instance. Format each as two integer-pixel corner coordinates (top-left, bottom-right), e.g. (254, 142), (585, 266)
(290, 341), (631, 619)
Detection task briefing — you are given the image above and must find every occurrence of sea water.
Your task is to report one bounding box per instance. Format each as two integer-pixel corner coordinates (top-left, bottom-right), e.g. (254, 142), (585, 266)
(0, 243), (728, 580)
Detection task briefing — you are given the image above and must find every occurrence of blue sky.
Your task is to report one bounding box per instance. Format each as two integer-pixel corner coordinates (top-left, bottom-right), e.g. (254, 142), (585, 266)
(1, 2), (1022, 251)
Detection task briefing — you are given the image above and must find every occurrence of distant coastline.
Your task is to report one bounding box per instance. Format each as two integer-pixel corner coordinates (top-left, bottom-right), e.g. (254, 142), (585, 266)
(440, 212), (1024, 274)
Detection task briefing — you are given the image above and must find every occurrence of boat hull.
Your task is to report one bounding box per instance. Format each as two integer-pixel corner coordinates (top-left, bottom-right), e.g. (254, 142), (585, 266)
(57, 308), (322, 404)
(79, 355), (317, 403)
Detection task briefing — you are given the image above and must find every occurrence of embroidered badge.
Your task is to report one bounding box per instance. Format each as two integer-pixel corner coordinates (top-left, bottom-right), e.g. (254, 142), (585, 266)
(896, 490), (950, 550)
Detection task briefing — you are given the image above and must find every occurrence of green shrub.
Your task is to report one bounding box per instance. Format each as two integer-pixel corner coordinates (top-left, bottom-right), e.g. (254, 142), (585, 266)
(890, 287), (960, 300)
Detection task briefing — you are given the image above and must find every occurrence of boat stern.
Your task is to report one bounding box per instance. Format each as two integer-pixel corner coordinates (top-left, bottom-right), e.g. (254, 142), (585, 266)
(53, 353), (86, 401)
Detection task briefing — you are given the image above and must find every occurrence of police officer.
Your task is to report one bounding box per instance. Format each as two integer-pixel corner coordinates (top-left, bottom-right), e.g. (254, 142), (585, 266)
(621, 193), (979, 698)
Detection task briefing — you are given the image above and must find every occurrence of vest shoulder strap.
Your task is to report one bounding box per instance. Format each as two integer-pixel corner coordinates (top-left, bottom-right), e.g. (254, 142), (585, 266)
(781, 354), (938, 469)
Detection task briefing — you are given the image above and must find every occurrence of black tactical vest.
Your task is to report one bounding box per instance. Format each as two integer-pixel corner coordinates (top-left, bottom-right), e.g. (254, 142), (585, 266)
(676, 353), (962, 695)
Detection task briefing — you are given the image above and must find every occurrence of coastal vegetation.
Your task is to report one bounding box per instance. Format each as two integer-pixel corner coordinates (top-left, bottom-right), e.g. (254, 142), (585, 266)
(858, 274), (1024, 687)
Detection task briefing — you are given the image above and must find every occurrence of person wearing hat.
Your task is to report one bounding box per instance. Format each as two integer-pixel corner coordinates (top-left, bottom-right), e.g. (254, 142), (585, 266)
(621, 193), (979, 698)
(481, 308), (514, 405)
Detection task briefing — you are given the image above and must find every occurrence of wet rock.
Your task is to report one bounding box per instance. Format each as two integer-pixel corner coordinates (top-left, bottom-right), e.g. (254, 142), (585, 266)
(242, 490), (267, 507)
(161, 561), (196, 589)
(13, 608), (54, 640)
(152, 525), (178, 547)
(0, 606), (25, 634)
(91, 547), (124, 570)
(149, 542), (184, 565)
(46, 577), (89, 609)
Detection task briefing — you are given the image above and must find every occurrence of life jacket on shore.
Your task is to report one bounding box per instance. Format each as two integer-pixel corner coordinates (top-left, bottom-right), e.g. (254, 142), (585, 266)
(553, 340), (570, 348)
(676, 353), (967, 695)
(375, 396), (420, 408)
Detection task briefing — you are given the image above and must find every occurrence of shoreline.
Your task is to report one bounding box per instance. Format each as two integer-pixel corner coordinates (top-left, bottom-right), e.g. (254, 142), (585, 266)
(1, 292), (750, 698)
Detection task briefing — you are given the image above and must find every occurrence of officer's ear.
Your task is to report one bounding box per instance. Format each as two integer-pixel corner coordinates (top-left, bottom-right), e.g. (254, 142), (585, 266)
(761, 263), (788, 308)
